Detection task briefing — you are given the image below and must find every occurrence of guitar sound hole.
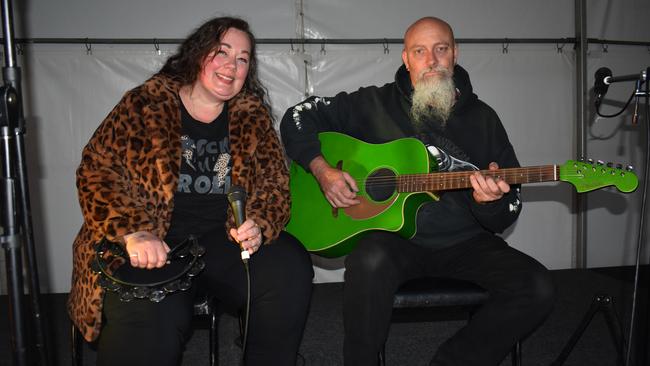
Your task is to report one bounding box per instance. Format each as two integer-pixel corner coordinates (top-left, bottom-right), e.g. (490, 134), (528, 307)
(366, 168), (396, 202)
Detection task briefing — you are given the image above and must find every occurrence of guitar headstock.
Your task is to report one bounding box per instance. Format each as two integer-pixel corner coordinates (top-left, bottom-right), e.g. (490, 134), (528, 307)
(559, 159), (639, 193)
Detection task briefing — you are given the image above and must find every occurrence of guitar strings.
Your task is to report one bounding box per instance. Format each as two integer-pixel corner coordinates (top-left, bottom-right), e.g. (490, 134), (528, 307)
(333, 161), (628, 191)
(348, 166), (559, 189)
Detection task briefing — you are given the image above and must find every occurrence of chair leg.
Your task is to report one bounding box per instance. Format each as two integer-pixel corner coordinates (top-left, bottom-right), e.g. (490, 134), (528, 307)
(209, 301), (218, 366)
(378, 343), (386, 366)
(71, 324), (83, 366)
(511, 340), (522, 366)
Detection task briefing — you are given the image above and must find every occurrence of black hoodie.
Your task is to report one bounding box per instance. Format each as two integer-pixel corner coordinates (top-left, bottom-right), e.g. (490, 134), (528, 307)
(280, 64), (521, 250)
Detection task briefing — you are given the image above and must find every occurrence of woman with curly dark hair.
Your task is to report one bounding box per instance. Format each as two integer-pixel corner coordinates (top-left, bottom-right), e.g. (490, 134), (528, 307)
(68, 16), (313, 366)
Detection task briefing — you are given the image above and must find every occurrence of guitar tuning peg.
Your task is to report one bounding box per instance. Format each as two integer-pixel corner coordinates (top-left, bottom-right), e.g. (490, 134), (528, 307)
(616, 163), (623, 170)
(597, 159), (604, 166)
(578, 156), (586, 162)
(626, 165), (635, 172)
(606, 162), (613, 168)
(587, 158), (594, 164)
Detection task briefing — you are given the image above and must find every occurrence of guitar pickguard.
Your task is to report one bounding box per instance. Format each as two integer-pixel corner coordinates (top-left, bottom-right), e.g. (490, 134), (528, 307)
(344, 195), (398, 220)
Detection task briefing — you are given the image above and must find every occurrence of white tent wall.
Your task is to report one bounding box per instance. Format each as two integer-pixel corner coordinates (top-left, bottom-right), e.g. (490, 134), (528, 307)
(301, 0), (573, 38)
(1, 0), (648, 293)
(18, 0), (297, 38)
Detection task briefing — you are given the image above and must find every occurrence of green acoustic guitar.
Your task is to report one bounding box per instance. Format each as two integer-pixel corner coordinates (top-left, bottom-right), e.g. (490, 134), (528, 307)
(286, 132), (639, 258)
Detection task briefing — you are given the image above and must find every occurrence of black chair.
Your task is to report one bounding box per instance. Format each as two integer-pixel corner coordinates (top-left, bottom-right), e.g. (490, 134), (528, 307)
(379, 277), (522, 366)
(71, 295), (220, 366)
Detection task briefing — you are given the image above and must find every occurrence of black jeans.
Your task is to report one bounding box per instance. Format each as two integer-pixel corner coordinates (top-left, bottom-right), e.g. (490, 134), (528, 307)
(343, 231), (556, 366)
(97, 229), (313, 366)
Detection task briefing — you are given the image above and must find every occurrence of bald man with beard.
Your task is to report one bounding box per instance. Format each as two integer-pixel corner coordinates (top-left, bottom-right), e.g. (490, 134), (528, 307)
(281, 17), (555, 366)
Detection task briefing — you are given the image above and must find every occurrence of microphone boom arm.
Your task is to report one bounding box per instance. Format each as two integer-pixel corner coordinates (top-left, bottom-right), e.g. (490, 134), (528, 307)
(604, 70), (648, 85)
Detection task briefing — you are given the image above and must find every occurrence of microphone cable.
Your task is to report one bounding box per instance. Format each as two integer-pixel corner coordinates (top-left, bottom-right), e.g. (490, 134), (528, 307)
(596, 87), (636, 118)
(240, 255), (251, 365)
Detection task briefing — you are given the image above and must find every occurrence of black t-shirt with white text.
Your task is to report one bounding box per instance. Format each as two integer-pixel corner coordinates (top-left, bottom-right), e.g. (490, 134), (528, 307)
(164, 102), (231, 245)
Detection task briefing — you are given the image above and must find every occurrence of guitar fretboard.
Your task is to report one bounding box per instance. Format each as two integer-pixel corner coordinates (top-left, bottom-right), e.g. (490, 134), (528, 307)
(396, 165), (558, 192)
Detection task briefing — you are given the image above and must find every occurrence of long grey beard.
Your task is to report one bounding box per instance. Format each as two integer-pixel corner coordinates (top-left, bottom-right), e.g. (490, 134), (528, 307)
(410, 69), (456, 128)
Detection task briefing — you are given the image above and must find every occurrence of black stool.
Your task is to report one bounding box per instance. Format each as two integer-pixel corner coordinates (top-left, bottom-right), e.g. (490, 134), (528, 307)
(379, 277), (522, 366)
(71, 295), (220, 366)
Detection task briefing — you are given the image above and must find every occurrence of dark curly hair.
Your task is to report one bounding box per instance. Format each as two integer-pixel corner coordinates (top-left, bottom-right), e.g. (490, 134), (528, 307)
(159, 16), (271, 112)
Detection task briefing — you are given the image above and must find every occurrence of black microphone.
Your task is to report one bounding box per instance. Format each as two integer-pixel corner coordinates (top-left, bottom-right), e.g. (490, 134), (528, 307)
(594, 67), (612, 107)
(227, 185), (249, 263)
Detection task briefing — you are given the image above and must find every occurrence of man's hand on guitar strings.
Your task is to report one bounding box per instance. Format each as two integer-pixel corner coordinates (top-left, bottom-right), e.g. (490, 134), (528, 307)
(310, 156), (360, 208)
(470, 162), (511, 203)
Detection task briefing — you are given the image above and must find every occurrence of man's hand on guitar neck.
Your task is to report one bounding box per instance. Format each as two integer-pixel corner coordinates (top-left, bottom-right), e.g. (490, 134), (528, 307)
(309, 156), (360, 208)
(470, 162), (511, 204)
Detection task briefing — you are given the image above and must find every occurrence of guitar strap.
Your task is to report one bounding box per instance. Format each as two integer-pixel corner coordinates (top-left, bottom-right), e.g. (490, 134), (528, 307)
(413, 131), (478, 173)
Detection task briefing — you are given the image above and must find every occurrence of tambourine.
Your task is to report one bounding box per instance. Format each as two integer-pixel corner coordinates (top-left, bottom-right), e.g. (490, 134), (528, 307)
(91, 235), (206, 303)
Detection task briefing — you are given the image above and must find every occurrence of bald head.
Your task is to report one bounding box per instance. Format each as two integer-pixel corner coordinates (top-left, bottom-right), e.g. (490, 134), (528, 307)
(402, 17), (458, 87)
(404, 17), (455, 48)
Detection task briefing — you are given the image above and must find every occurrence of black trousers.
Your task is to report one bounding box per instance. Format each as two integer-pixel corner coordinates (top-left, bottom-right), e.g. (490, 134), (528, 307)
(97, 229), (314, 366)
(343, 231), (556, 366)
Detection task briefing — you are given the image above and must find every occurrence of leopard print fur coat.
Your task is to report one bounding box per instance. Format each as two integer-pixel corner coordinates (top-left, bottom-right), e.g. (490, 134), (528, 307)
(67, 73), (290, 342)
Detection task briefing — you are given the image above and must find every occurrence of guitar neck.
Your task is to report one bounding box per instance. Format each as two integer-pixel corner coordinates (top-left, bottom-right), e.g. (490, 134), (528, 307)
(398, 165), (559, 192)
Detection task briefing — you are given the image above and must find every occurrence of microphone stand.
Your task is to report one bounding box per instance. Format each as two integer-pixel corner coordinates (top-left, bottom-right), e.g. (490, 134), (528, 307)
(552, 68), (649, 366)
(627, 66), (650, 366)
(0, 0), (51, 364)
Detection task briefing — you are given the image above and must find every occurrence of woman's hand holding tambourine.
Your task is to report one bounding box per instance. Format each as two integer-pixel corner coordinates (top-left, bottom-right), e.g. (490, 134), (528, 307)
(124, 231), (171, 269)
